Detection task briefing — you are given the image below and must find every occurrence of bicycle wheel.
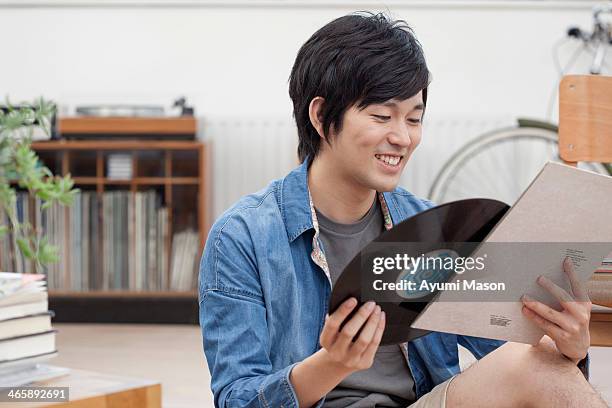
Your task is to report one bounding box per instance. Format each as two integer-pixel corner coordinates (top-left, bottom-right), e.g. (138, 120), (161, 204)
(428, 126), (608, 205)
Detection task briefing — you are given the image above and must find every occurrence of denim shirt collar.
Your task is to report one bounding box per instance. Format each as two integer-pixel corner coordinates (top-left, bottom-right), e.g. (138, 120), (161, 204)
(280, 157), (395, 240)
(280, 156), (396, 283)
(279, 158), (314, 243)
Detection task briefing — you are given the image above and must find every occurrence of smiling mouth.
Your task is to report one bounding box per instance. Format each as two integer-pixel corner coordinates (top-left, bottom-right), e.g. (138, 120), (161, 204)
(375, 154), (402, 167)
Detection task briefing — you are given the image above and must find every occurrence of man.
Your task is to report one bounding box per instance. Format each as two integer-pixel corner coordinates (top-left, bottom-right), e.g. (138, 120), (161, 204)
(199, 12), (606, 408)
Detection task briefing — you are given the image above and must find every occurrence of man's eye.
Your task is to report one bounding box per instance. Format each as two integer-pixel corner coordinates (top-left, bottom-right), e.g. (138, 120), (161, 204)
(408, 118), (421, 125)
(372, 115), (390, 121)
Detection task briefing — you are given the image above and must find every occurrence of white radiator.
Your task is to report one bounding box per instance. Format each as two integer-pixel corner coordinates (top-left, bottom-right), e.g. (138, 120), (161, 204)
(202, 115), (515, 221)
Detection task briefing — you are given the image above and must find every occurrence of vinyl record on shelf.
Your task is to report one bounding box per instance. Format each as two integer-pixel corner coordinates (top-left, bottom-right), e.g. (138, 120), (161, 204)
(329, 198), (510, 345)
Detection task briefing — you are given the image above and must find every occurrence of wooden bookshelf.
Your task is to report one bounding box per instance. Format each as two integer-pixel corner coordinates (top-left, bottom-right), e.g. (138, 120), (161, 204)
(48, 290), (198, 298)
(48, 290), (200, 324)
(17, 120), (208, 324)
(31, 139), (208, 257)
(71, 177), (200, 185)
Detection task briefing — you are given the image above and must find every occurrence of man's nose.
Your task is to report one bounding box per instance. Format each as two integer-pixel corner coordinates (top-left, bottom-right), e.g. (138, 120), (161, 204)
(388, 121), (412, 148)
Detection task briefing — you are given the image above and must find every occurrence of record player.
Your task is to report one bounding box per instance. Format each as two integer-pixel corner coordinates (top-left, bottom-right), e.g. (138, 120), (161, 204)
(59, 97), (196, 141)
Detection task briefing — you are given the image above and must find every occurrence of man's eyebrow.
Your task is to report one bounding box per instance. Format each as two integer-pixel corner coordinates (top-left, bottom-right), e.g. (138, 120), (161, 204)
(381, 101), (425, 111)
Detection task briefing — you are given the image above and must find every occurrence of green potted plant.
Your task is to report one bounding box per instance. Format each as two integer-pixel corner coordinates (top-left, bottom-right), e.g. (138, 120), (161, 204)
(0, 98), (78, 274)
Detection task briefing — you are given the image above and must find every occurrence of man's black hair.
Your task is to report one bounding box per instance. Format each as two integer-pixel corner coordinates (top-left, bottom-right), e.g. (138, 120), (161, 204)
(289, 12), (430, 162)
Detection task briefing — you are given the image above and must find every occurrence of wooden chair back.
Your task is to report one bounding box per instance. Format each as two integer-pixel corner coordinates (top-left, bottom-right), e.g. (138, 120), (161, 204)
(559, 75), (612, 165)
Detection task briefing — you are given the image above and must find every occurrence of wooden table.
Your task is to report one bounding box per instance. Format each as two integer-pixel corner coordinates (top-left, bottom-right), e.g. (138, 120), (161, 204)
(0, 369), (161, 407)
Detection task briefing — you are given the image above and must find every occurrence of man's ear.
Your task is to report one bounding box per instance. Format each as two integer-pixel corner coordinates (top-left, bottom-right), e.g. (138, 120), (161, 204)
(308, 96), (326, 140)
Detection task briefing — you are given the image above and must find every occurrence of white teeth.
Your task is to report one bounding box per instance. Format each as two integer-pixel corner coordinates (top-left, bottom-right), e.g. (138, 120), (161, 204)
(375, 154), (401, 166)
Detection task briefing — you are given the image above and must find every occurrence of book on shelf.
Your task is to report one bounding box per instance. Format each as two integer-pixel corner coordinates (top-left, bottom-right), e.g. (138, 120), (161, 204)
(0, 330), (56, 362)
(106, 153), (133, 180)
(0, 272), (45, 297)
(595, 252), (612, 273)
(0, 290), (47, 308)
(101, 191), (165, 291)
(169, 229), (200, 291)
(0, 273), (49, 324)
(0, 190), (199, 292)
(592, 304), (612, 313)
(0, 301), (49, 322)
(0, 312), (53, 341)
(588, 272), (612, 309)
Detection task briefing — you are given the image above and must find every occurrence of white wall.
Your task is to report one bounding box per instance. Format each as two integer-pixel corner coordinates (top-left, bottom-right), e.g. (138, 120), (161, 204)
(0, 1), (606, 120)
(1, 1), (609, 217)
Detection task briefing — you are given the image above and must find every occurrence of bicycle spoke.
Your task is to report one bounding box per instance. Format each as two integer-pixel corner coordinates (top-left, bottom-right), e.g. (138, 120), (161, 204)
(428, 128), (606, 205)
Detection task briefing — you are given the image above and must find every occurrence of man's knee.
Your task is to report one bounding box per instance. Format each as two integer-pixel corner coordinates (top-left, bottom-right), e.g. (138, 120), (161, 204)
(491, 338), (581, 388)
(447, 339), (586, 408)
(522, 337), (582, 378)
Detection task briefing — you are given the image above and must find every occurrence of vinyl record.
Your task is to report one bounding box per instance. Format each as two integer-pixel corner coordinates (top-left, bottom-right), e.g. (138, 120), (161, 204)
(329, 198), (510, 345)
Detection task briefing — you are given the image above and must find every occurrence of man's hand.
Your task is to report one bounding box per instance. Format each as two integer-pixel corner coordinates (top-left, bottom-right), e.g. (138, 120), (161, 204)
(521, 257), (591, 363)
(289, 297), (386, 407)
(319, 297), (385, 372)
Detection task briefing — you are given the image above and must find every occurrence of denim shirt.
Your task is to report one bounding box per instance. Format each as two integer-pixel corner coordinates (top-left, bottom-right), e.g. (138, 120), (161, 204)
(199, 158), (506, 408)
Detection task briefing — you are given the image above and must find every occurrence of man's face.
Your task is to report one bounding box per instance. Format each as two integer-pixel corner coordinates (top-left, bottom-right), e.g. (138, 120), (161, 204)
(323, 91), (424, 192)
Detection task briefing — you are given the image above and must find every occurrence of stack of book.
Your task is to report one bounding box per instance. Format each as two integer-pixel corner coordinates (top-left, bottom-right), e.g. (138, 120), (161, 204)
(107, 154), (133, 180)
(0, 273), (68, 386)
(597, 255), (612, 273)
(590, 251), (612, 312)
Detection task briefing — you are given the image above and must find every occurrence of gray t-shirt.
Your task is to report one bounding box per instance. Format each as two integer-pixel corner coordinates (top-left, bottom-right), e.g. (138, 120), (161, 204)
(316, 199), (416, 408)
